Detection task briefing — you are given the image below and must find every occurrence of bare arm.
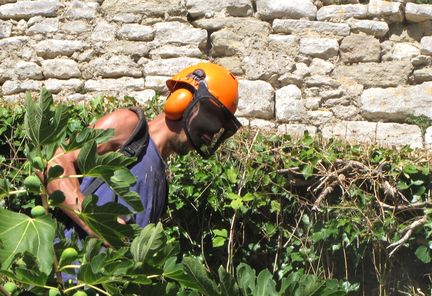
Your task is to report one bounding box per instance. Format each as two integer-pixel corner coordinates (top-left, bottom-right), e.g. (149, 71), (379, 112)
(46, 109), (139, 237)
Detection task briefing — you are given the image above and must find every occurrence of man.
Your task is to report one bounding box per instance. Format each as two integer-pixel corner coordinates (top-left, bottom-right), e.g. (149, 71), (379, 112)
(48, 62), (242, 239)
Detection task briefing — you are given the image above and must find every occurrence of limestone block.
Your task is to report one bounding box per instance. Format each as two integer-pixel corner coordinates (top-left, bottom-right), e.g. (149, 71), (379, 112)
(275, 84), (304, 122)
(256, 0), (317, 21)
(186, 0), (252, 18)
(421, 36), (432, 56)
(64, 1), (98, 19)
(101, 0), (183, 18)
(392, 43), (420, 61)
(321, 121), (377, 145)
(2, 80), (21, 95)
(267, 34), (299, 56)
(34, 39), (86, 58)
(360, 82), (432, 121)
(277, 123), (317, 137)
(347, 19), (389, 37)
(104, 41), (150, 56)
(0, 0), (58, 20)
(91, 20), (116, 42)
(21, 80), (42, 92)
(309, 58), (334, 75)
(143, 57), (204, 76)
(211, 30), (246, 57)
(28, 18), (58, 34)
(333, 61), (413, 88)
(0, 20), (12, 38)
(412, 68), (432, 83)
(44, 78), (82, 94)
(368, 0), (403, 23)
(376, 122), (423, 149)
(149, 45), (202, 59)
(237, 79), (274, 119)
(153, 22), (207, 48)
(0, 37), (28, 49)
(425, 126), (432, 150)
(84, 77), (144, 92)
(242, 51), (295, 81)
(118, 24), (154, 41)
(129, 89), (156, 105)
(61, 20), (89, 34)
(305, 75), (341, 88)
(144, 76), (170, 93)
(406, 3), (432, 23)
(299, 37), (339, 59)
(331, 105), (358, 120)
(340, 34), (380, 63)
(412, 55), (432, 67)
(306, 110), (333, 126)
(249, 119), (276, 131)
(15, 61), (43, 80)
(41, 58), (81, 79)
(272, 19), (350, 37)
(317, 4), (368, 21)
(89, 56), (141, 78)
(112, 13), (141, 23)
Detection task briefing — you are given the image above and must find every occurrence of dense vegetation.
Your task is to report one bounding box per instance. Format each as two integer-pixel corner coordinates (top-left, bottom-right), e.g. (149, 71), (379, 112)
(0, 89), (431, 295)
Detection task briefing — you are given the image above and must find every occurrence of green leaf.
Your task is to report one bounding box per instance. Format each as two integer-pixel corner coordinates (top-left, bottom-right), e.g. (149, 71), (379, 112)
(236, 263), (256, 295)
(78, 264), (111, 285)
(163, 257), (200, 290)
(301, 164), (314, 180)
(218, 266), (240, 296)
(415, 246), (431, 263)
(254, 269), (277, 296)
(0, 178), (10, 199)
(212, 229), (228, 248)
(0, 267), (48, 287)
(0, 208), (55, 275)
(131, 223), (165, 263)
(62, 128), (114, 152)
(225, 167), (238, 184)
(24, 88), (68, 147)
(182, 257), (219, 296)
(79, 196), (135, 249)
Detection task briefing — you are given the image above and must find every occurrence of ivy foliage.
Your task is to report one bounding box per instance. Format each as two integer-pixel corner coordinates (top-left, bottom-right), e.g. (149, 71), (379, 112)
(0, 89), (431, 295)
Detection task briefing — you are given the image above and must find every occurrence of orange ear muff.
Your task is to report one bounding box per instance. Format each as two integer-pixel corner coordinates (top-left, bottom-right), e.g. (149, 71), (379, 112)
(164, 88), (194, 120)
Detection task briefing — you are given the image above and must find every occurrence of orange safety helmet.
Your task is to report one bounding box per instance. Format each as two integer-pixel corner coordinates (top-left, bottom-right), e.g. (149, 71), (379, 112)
(164, 62), (239, 120)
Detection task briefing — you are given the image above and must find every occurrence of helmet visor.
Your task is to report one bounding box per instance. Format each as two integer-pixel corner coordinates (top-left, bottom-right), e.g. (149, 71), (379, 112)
(183, 84), (241, 158)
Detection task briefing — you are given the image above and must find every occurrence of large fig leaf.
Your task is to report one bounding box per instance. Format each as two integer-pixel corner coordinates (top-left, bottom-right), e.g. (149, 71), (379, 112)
(79, 196), (136, 249)
(62, 128), (114, 152)
(131, 223), (165, 263)
(182, 257), (219, 296)
(0, 209), (55, 275)
(24, 88), (68, 147)
(77, 141), (142, 211)
(218, 266), (240, 296)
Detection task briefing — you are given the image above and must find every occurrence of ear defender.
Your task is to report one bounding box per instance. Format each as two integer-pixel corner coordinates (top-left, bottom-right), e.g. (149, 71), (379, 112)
(164, 88), (194, 120)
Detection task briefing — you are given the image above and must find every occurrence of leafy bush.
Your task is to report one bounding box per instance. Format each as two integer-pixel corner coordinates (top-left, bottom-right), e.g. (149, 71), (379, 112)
(1, 89), (431, 295)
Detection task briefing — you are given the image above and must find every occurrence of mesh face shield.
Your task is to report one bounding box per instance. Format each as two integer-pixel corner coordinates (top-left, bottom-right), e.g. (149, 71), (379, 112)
(183, 82), (242, 158)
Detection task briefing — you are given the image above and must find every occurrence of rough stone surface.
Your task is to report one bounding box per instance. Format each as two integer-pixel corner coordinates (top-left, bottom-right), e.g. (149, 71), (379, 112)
(41, 58), (81, 79)
(118, 24), (154, 41)
(277, 123), (317, 137)
(153, 22), (207, 48)
(425, 126), (432, 149)
(89, 56), (141, 78)
(256, 0), (317, 21)
(273, 19), (350, 37)
(61, 20), (89, 34)
(275, 84), (304, 122)
(0, 0), (59, 20)
(28, 18), (58, 34)
(0, 20), (12, 38)
(84, 77), (144, 92)
(333, 61), (413, 88)
(391, 42), (420, 60)
(340, 34), (381, 63)
(64, 1), (98, 20)
(237, 79), (274, 119)
(143, 57), (204, 76)
(321, 121), (377, 144)
(34, 39), (86, 58)
(44, 78), (82, 93)
(144, 75), (170, 93)
(347, 19), (389, 37)
(15, 61), (43, 80)
(412, 68), (432, 83)
(368, 0), (404, 23)
(129, 89), (156, 105)
(360, 82), (432, 121)
(249, 119), (276, 131)
(421, 36), (432, 56)
(406, 3), (432, 23)
(91, 20), (116, 42)
(299, 37), (339, 59)
(186, 0), (252, 19)
(376, 122), (423, 149)
(101, 0), (183, 18)
(317, 4), (368, 21)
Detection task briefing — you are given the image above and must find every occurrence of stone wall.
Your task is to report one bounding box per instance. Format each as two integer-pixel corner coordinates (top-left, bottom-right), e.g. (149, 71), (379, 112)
(1, 0), (432, 149)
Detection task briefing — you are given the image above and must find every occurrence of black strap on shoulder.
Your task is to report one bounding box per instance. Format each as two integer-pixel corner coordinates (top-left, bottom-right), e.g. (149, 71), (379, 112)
(82, 107), (149, 196)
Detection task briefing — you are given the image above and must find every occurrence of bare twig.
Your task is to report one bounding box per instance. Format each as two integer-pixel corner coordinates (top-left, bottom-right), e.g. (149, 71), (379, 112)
(387, 215), (428, 257)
